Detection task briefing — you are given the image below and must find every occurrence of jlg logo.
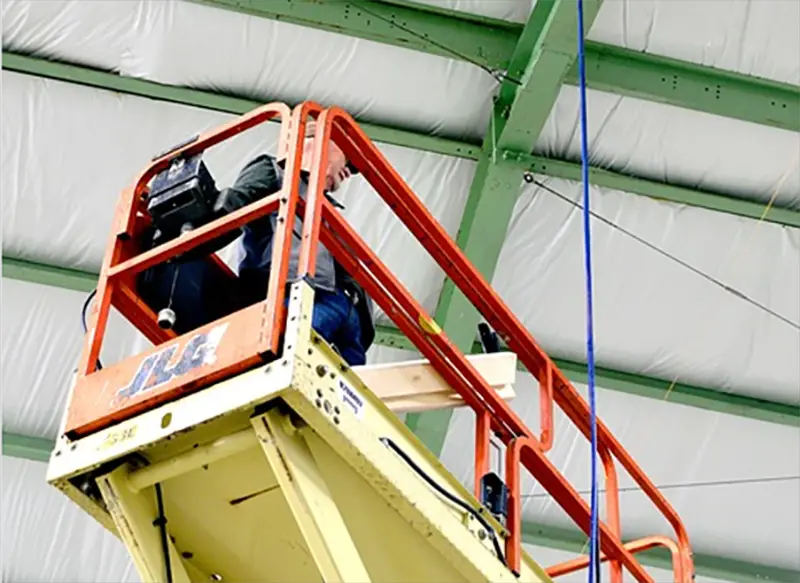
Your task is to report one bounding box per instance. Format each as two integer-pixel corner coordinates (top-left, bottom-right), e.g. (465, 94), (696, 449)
(118, 324), (229, 400)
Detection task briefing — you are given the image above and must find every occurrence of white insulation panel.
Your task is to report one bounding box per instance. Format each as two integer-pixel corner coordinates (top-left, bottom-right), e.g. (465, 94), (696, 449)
(441, 372), (800, 571)
(2, 0), (800, 579)
(1, 457), (138, 583)
(411, 0), (536, 23)
(1, 279), (150, 439)
(590, 0), (800, 86)
(492, 177), (800, 403)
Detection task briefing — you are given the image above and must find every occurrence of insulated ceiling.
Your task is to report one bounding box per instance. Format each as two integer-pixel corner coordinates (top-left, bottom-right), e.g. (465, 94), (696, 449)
(2, 0), (799, 582)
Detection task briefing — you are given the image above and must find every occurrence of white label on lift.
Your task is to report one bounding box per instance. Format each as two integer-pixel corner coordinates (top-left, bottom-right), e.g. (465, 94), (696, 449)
(339, 379), (365, 420)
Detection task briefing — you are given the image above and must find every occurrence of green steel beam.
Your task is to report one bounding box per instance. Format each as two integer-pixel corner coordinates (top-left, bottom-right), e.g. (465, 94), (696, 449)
(193, 0), (800, 132)
(566, 42), (800, 132)
(1, 257), (97, 293)
(2, 257), (100, 290)
(3, 430), (797, 582)
(492, 0), (603, 152)
(4, 255), (797, 428)
(5, 51), (800, 228)
(405, 0), (602, 455)
(2, 432), (53, 462)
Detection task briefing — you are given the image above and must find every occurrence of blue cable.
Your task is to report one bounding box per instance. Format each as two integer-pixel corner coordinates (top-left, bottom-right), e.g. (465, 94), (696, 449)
(576, 0), (600, 581)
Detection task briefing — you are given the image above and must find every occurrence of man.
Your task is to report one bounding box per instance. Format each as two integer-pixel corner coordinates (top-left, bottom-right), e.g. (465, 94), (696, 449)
(138, 122), (375, 365)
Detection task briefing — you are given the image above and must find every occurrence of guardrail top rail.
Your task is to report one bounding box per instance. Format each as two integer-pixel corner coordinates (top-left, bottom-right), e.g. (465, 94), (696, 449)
(68, 100), (693, 582)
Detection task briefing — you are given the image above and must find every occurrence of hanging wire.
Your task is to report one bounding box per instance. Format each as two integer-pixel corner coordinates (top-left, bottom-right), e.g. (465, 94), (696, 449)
(527, 178), (800, 332)
(520, 474), (800, 498)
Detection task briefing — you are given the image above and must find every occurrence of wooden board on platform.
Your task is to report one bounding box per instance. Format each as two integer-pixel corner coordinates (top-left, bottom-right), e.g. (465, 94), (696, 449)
(353, 352), (517, 413)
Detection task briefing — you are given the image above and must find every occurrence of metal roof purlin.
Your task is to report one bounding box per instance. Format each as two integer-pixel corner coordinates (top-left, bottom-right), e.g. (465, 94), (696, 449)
(567, 42), (800, 132)
(1, 432), (53, 462)
(4, 52), (799, 228)
(394, 0), (604, 455)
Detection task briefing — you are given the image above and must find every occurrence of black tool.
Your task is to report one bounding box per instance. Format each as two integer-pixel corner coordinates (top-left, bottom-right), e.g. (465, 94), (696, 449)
(146, 153), (241, 255)
(477, 322), (501, 354)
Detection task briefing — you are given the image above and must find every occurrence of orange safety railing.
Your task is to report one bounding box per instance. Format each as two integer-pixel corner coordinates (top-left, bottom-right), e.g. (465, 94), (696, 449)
(67, 102), (300, 436)
(291, 102), (693, 583)
(68, 101), (693, 582)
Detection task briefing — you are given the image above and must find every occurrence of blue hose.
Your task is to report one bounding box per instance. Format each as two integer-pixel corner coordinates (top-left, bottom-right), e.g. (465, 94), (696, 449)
(576, 0), (600, 581)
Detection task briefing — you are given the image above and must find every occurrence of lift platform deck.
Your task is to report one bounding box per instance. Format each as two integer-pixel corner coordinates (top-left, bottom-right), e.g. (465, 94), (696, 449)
(46, 102), (693, 583)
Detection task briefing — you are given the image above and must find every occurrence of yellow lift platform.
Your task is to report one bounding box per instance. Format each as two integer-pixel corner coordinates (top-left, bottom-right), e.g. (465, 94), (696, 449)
(47, 283), (547, 583)
(46, 101), (693, 583)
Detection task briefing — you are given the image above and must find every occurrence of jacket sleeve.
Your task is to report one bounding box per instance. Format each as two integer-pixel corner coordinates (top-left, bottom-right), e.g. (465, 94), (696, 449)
(225, 154), (282, 212)
(222, 154), (285, 251)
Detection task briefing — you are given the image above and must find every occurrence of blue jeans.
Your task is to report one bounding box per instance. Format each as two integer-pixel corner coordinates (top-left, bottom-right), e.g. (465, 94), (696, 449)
(306, 288), (366, 366)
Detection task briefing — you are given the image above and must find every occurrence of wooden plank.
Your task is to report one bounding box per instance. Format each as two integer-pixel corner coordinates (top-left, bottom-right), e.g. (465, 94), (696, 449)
(354, 352), (517, 414)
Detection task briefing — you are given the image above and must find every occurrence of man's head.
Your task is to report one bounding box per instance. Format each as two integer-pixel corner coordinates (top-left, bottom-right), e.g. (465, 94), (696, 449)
(302, 120), (355, 192)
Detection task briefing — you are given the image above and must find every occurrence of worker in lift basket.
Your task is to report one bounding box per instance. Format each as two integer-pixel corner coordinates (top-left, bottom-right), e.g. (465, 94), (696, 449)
(138, 121), (376, 366)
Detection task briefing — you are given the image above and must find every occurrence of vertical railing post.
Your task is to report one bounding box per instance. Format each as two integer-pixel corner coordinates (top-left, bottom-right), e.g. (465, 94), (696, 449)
(540, 363), (555, 452)
(260, 103), (321, 354)
(474, 411), (492, 499)
(297, 108), (331, 279)
(505, 437), (523, 576)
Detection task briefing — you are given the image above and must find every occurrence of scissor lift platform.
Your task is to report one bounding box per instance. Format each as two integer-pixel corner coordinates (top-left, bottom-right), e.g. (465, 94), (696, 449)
(47, 100), (693, 583)
(47, 283), (551, 583)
